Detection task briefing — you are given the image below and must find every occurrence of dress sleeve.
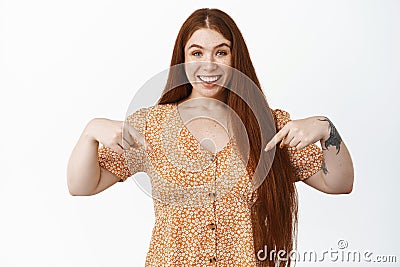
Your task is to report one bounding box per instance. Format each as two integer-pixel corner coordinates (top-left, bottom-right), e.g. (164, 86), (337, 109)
(97, 107), (150, 182)
(273, 109), (324, 182)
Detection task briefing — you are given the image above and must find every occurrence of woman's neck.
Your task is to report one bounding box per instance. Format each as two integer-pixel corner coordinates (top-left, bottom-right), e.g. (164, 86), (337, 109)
(181, 90), (228, 110)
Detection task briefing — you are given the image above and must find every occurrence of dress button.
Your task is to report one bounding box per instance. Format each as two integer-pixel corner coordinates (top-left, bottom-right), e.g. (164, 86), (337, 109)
(207, 223), (216, 230)
(209, 256), (217, 263)
(208, 192), (216, 200)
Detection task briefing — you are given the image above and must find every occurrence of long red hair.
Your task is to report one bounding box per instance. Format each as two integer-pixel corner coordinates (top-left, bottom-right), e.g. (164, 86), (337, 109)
(157, 8), (298, 266)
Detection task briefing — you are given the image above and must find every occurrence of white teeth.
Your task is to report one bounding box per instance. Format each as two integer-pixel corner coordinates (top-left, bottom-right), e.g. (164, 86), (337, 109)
(199, 75), (220, 83)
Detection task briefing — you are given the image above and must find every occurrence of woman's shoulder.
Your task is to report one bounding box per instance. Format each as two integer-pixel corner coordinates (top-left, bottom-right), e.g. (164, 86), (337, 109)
(269, 107), (292, 130)
(125, 103), (174, 135)
(270, 107), (290, 118)
(147, 103), (176, 117)
(129, 103), (175, 117)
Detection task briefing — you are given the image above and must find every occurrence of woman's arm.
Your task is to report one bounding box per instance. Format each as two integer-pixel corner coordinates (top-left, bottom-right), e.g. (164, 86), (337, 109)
(265, 114), (354, 194)
(67, 119), (120, 196)
(303, 117), (354, 194)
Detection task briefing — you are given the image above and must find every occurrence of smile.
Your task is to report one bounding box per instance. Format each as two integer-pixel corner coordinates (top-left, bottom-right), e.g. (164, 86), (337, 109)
(197, 75), (222, 83)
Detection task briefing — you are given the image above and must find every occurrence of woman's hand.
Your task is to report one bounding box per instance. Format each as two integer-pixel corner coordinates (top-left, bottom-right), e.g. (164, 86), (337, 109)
(84, 118), (153, 154)
(264, 116), (330, 151)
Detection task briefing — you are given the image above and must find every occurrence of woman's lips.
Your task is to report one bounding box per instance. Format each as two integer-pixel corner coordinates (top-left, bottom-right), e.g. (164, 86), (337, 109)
(197, 75), (222, 88)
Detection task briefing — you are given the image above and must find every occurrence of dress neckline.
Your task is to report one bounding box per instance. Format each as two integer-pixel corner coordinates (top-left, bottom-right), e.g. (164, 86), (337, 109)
(172, 102), (233, 156)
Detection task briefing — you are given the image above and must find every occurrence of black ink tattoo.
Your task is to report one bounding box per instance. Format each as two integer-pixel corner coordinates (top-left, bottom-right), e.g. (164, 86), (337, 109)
(321, 159), (328, 174)
(318, 117), (342, 155)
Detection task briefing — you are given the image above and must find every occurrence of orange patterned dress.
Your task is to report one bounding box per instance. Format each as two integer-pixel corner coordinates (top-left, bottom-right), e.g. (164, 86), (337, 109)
(98, 103), (323, 267)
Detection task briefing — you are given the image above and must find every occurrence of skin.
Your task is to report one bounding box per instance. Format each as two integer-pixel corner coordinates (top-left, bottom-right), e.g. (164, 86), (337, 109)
(177, 28), (234, 153)
(183, 28), (232, 102)
(67, 118), (153, 196)
(67, 27), (354, 196)
(183, 28), (354, 194)
(264, 115), (354, 194)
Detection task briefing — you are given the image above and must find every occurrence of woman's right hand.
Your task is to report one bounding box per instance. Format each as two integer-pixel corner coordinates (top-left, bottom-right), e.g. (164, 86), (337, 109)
(84, 118), (154, 154)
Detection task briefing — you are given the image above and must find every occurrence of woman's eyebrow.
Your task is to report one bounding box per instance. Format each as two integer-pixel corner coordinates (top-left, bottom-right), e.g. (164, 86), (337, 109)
(187, 43), (231, 50)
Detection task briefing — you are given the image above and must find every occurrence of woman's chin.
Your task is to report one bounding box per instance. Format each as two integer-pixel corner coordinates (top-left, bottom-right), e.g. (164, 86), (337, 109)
(194, 84), (221, 92)
(191, 85), (228, 100)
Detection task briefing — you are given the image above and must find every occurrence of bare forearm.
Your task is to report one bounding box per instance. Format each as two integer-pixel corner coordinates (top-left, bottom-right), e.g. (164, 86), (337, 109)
(67, 120), (101, 196)
(318, 117), (354, 194)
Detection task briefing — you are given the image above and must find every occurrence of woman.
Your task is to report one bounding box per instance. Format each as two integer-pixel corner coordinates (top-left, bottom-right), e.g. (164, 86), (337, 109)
(67, 8), (354, 267)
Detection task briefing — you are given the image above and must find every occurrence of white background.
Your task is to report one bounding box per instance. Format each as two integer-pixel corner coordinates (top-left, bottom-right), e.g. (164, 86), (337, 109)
(1, 0), (399, 266)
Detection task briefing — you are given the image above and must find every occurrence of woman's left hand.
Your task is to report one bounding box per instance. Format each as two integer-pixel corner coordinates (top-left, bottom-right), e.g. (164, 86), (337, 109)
(264, 116), (330, 151)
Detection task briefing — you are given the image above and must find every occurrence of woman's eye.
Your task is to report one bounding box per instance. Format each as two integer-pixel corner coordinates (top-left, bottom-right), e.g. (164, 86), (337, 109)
(217, 51), (227, 56)
(192, 51), (202, 56)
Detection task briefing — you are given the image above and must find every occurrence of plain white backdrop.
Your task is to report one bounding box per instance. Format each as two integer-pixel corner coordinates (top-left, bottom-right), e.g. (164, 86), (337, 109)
(0, 0), (399, 266)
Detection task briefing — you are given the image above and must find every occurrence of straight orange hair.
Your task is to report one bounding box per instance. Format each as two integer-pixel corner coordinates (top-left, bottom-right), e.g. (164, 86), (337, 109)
(157, 8), (298, 266)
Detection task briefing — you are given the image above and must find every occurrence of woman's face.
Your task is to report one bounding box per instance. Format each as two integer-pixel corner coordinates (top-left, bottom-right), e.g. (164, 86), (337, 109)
(184, 28), (232, 100)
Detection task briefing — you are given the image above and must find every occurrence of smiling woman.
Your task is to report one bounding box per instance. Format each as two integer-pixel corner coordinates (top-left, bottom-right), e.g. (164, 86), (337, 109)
(183, 28), (232, 101)
(67, 7), (354, 267)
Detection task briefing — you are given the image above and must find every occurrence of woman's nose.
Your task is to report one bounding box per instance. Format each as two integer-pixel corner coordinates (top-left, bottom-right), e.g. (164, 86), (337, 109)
(204, 52), (216, 62)
(201, 55), (218, 71)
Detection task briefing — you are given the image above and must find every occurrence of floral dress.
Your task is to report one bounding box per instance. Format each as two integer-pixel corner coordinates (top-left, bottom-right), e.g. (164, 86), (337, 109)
(98, 103), (323, 267)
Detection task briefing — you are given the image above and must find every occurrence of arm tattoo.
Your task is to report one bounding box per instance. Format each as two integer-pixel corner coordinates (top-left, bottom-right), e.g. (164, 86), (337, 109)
(321, 158), (328, 174)
(318, 117), (342, 155)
